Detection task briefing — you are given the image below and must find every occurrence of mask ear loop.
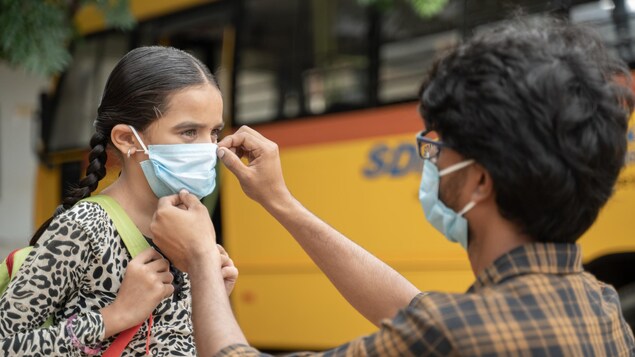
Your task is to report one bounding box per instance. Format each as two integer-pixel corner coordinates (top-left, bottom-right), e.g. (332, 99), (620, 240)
(439, 159), (475, 177)
(128, 125), (149, 154)
(457, 201), (476, 216)
(438, 159), (477, 217)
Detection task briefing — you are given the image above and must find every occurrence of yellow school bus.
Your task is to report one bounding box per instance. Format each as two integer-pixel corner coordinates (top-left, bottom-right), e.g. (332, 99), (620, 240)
(36, 0), (635, 350)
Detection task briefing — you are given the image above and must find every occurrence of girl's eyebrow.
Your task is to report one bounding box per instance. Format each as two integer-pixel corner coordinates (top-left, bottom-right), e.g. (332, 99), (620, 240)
(172, 121), (206, 130)
(172, 122), (225, 131)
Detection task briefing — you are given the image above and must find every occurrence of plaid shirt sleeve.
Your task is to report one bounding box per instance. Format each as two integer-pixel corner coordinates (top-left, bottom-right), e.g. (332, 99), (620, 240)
(215, 294), (454, 357)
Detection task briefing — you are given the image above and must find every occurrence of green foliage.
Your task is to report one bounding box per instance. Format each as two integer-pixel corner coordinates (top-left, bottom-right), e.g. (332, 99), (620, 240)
(358, 0), (449, 17)
(92, 0), (135, 29)
(0, 1), (71, 77)
(0, 0), (134, 77)
(409, 0), (449, 17)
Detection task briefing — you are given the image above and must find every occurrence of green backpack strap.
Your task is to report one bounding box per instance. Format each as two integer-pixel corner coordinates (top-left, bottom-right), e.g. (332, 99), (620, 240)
(9, 247), (33, 278)
(0, 263), (9, 295)
(81, 195), (150, 258)
(1, 196), (146, 329)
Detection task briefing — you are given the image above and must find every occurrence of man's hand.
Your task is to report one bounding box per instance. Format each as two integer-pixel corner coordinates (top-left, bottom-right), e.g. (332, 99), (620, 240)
(150, 190), (217, 272)
(218, 244), (238, 296)
(217, 126), (292, 208)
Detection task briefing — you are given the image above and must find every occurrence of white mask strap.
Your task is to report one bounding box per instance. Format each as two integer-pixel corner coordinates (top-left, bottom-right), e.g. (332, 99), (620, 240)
(439, 159), (475, 177)
(457, 201), (476, 216)
(128, 125), (149, 154)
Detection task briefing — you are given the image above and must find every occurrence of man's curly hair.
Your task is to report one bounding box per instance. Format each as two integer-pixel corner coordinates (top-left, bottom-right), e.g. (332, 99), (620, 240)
(419, 17), (634, 243)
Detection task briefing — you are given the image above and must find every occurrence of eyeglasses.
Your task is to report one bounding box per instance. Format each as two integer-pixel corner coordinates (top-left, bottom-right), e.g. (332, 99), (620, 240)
(415, 130), (446, 161)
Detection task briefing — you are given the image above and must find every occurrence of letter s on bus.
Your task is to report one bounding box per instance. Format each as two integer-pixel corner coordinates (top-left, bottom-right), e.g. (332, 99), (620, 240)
(362, 144), (389, 178)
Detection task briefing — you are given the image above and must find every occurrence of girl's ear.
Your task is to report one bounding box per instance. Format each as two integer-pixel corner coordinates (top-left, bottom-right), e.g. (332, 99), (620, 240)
(111, 124), (141, 158)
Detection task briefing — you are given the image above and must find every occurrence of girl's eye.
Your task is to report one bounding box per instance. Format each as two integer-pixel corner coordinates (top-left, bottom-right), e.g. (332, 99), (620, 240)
(182, 129), (197, 137)
(211, 129), (220, 142)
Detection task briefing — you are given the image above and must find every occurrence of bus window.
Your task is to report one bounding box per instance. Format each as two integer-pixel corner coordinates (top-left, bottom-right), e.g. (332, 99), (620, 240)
(570, 0), (635, 64)
(235, 0), (371, 125)
(379, 1), (461, 103)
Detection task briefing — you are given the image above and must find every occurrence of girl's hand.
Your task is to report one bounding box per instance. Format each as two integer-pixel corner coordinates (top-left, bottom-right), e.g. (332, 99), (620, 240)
(217, 244), (238, 296)
(100, 248), (174, 338)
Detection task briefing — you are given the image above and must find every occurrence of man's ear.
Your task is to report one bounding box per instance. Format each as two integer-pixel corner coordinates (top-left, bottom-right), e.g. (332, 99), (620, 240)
(111, 124), (140, 157)
(470, 163), (494, 204)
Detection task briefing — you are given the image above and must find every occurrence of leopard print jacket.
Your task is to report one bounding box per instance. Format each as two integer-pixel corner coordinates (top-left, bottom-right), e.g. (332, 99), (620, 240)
(0, 201), (196, 356)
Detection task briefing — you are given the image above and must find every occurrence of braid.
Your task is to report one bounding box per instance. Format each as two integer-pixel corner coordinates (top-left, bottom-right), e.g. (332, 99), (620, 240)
(30, 132), (108, 245)
(63, 132), (108, 208)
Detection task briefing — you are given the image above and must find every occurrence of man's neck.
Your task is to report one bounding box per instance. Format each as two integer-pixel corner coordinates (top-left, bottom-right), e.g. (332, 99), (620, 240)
(467, 213), (532, 277)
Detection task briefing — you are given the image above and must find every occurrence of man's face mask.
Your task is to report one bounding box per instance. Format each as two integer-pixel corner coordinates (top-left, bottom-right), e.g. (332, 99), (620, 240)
(129, 125), (217, 199)
(419, 159), (476, 250)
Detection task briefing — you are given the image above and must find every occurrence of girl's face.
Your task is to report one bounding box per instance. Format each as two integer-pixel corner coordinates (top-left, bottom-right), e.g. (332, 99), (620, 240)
(141, 83), (224, 145)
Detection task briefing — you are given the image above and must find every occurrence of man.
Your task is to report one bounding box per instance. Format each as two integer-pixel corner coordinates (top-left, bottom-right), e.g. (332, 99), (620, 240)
(150, 18), (635, 356)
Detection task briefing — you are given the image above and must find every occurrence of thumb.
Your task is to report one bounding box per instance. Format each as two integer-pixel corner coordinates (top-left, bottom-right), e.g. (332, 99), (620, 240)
(178, 190), (202, 209)
(217, 147), (248, 181)
(157, 193), (183, 208)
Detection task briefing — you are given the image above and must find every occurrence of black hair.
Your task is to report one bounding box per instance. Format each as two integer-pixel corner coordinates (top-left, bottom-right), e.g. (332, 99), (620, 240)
(31, 46), (218, 245)
(419, 17), (633, 244)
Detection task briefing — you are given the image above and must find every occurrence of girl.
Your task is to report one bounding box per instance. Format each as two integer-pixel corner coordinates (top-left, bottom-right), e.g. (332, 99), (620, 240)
(0, 46), (235, 356)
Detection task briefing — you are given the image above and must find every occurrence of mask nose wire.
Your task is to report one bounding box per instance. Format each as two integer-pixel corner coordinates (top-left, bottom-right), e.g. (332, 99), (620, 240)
(127, 125), (149, 154)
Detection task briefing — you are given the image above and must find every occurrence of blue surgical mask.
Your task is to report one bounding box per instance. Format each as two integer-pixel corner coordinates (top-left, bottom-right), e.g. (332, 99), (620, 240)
(419, 159), (476, 250)
(129, 126), (217, 199)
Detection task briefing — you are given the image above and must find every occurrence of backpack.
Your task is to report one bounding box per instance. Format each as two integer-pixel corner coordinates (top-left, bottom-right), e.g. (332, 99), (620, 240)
(0, 195), (151, 356)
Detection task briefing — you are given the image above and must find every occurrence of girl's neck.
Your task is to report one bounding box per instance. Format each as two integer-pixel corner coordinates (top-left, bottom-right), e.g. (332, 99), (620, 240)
(99, 170), (158, 238)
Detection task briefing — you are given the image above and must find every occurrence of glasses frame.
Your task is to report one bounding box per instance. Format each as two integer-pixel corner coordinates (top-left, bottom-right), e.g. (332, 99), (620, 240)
(415, 129), (446, 161)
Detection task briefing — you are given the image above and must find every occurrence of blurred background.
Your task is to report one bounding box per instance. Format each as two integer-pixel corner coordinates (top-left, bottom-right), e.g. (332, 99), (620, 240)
(1, 0), (634, 351)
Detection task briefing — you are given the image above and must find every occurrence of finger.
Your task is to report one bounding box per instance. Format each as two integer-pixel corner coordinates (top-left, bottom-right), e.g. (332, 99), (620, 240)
(217, 147), (250, 181)
(160, 271), (174, 284)
(223, 258), (235, 270)
(163, 283), (175, 299)
(217, 135), (233, 148)
(219, 253), (230, 268)
(218, 131), (266, 154)
(236, 125), (267, 141)
(157, 194), (183, 209)
(134, 247), (162, 263)
(221, 266), (238, 280)
(218, 126), (266, 149)
(146, 257), (170, 272)
(178, 190), (203, 209)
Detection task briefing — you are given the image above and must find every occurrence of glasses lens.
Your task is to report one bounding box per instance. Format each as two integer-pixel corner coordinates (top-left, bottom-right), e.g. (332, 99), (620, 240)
(421, 143), (439, 159)
(417, 131), (441, 159)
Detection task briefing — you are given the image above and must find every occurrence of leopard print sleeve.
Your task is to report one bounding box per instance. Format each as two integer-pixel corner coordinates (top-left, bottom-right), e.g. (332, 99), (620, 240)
(0, 208), (104, 356)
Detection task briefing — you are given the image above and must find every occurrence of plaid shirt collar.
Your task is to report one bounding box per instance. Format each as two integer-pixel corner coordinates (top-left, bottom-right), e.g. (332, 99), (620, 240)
(468, 242), (583, 293)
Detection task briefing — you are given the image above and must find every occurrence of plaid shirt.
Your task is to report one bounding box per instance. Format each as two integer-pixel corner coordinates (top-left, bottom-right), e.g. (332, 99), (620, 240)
(217, 243), (635, 356)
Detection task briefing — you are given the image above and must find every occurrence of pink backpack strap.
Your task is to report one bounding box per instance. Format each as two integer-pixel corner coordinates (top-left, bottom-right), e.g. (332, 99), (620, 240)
(5, 248), (20, 279)
(102, 314), (153, 357)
